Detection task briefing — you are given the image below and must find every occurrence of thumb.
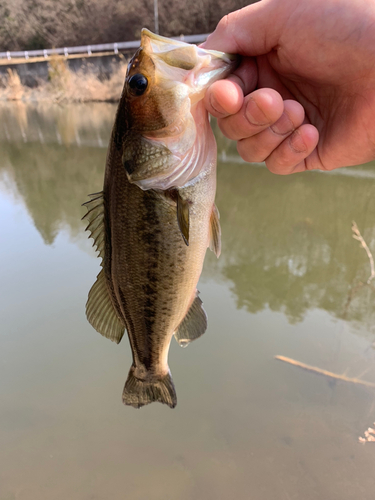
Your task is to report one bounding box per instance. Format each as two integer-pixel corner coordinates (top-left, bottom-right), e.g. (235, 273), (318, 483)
(203, 0), (283, 56)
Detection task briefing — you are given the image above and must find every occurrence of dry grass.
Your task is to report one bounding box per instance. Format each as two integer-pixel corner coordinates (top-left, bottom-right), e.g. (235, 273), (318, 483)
(5, 68), (24, 100)
(0, 55), (127, 103)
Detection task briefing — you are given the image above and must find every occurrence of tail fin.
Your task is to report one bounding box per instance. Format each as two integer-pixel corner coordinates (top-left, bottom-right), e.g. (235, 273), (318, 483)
(122, 366), (177, 409)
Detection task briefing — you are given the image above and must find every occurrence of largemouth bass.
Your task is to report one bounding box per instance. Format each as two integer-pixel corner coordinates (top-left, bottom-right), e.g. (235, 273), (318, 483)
(83, 29), (237, 408)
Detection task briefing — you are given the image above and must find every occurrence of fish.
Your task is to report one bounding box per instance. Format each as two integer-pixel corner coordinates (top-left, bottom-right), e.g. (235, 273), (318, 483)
(83, 29), (238, 408)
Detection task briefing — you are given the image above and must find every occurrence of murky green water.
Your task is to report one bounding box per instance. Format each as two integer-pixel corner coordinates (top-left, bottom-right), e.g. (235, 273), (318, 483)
(1, 102), (375, 500)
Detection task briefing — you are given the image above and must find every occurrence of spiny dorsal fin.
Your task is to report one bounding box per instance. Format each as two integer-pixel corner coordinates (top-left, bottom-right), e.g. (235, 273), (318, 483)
(86, 269), (126, 344)
(174, 293), (207, 347)
(82, 192), (105, 262)
(176, 191), (189, 246)
(209, 204), (221, 258)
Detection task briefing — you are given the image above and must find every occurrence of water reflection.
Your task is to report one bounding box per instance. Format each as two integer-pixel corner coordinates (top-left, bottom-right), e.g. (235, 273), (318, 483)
(0, 101), (114, 147)
(2, 101), (375, 500)
(1, 101), (375, 330)
(0, 102), (112, 244)
(211, 163), (375, 331)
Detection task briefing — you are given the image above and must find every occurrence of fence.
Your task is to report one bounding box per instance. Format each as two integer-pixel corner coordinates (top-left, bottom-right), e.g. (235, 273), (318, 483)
(0, 34), (210, 61)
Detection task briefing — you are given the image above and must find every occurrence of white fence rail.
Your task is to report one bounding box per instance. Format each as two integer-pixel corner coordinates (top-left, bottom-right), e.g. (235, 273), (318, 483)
(0, 34), (210, 60)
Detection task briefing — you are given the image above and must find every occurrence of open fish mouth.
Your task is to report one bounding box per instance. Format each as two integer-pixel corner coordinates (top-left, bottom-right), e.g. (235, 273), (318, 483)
(121, 29), (240, 192)
(141, 29), (239, 101)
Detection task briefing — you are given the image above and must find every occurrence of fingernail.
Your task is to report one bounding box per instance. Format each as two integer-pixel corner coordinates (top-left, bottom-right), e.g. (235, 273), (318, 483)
(271, 112), (294, 135)
(245, 97), (269, 126)
(209, 93), (226, 115)
(290, 130), (307, 153)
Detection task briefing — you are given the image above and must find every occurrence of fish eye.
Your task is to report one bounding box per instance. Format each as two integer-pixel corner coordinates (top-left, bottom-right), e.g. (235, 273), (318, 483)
(128, 74), (148, 96)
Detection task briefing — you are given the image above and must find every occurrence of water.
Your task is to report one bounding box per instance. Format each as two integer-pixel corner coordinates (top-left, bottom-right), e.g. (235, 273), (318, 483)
(1, 102), (375, 500)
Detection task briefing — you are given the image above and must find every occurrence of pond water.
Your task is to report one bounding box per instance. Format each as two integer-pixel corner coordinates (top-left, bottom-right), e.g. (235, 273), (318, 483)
(1, 102), (375, 500)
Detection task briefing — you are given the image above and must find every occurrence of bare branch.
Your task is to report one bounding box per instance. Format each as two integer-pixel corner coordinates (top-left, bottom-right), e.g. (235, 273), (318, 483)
(274, 355), (375, 388)
(352, 221), (375, 284)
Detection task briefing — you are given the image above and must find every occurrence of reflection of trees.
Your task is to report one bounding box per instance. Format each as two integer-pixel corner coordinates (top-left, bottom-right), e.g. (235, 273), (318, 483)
(0, 142), (106, 244)
(1, 103), (375, 327)
(203, 137), (375, 327)
(0, 101), (115, 147)
(0, 102), (114, 244)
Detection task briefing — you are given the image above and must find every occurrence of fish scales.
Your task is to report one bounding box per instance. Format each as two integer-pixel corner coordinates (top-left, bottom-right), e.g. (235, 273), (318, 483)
(84, 29), (238, 408)
(106, 132), (213, 370)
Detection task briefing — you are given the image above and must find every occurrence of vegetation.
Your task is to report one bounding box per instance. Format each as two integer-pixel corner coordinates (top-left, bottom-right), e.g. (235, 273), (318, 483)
(0, 55), (127, 102)
(0, 0), (253, 51)
(0, 0), (254, 102)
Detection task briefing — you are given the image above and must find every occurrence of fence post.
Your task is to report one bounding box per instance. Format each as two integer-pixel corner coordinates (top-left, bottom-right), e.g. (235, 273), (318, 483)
(25, 51), (29, 60)
(43, 49), (48, 58)
(87, 45), (92, 56)
(64, 47), (68, 57)
(114, 43), (118, 54)
(6, 51), (10, 60)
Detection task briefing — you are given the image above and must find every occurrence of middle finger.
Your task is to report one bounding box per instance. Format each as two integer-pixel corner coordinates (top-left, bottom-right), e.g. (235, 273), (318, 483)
(218, 88), (284, 140)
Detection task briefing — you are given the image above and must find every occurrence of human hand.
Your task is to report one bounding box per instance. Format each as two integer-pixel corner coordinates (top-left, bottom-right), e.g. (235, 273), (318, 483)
(203, 0), (375, 174)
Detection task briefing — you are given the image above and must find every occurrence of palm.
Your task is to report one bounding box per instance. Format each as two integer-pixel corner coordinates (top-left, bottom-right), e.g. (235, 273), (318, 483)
(256, 50), (375, 170)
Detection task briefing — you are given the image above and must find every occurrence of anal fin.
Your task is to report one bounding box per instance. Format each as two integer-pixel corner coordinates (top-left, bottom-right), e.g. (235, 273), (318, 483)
(174, 293), (207, 347)
(209, 204), (221, 258)
(86, 269), (126, 344)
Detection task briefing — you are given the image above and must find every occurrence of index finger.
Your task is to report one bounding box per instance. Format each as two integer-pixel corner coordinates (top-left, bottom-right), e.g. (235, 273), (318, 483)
(204, 57), (258, 118)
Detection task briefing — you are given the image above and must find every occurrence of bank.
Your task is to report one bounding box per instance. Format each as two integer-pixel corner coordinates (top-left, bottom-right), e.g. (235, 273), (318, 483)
(0, 52), (130, 102)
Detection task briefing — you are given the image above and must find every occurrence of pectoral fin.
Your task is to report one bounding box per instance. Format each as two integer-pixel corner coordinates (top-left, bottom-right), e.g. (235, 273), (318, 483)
(209, 204), (221, 258)
(174, 293), (208, 347)
(176, 191), (189, 246)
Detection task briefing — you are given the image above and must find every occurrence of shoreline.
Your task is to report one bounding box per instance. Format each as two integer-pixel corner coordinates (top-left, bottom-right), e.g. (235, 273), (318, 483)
(0, 51), (122, 66)
(0, 54), (127, 103)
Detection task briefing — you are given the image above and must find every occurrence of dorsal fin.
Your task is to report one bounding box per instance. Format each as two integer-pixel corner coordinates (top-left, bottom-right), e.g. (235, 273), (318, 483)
(83, 192), (126, 343)
(82, 192), (106, 262)
(209, 204), (221, 258)
(86, 269), (126, 344)
(174, 293), (207, 347)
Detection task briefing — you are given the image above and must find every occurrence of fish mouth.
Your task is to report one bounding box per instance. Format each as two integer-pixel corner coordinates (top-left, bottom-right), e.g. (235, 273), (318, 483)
(141, 29), (239, 101)
(187, 47), (239, 100)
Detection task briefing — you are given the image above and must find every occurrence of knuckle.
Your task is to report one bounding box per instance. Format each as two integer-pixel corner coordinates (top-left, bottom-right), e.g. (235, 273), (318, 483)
(216, 14), (230, 34)
(215, 12), (242, 53)
(237, 140), (267, 163)
(218, 119), (237, 140)
(266, 152), (296, 173)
